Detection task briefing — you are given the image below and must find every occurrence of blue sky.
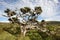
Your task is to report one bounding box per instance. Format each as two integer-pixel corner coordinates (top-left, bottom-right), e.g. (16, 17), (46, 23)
(0, 0), (60, 22)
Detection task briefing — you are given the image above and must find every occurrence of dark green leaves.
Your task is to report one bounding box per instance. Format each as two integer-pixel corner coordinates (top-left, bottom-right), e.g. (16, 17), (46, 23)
(35, 6), (42, 15)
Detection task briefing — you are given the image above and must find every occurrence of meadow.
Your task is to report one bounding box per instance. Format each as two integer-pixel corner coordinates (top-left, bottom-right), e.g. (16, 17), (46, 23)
(0, 21), (60, 40)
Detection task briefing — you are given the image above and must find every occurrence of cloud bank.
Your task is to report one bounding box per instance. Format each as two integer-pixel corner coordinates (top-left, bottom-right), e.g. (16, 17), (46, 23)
(0, 0), (60, 22)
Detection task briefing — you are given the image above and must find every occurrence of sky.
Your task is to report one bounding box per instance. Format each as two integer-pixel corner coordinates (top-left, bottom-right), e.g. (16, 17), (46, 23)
(0, 0), (60, 22)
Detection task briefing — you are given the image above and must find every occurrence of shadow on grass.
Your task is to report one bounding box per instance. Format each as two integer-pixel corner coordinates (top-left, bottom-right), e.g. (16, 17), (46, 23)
(27, 30), (56, 40)
(26, 30), (43, 40)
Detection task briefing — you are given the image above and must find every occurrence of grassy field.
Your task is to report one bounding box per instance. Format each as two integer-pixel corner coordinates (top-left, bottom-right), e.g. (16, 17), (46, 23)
(0, 21), (60, 40)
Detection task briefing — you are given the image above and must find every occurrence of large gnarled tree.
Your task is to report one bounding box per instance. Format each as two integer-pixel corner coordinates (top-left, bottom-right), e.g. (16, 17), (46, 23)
(3, 6), (43, 36)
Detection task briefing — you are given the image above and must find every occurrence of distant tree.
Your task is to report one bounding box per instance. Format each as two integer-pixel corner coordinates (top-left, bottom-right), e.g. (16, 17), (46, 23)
(3, 6), (43, 36)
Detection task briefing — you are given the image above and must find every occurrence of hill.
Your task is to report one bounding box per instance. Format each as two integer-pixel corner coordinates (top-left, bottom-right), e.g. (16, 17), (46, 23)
(0, 21), (60, 40)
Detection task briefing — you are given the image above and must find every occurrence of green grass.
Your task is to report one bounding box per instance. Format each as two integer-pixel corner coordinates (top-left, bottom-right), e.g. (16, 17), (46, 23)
(0, 29), (16, 40)
(0, 23), (60, 40)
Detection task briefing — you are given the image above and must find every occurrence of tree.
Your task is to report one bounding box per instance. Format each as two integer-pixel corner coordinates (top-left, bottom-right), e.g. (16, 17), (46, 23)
(3, 6), (43, 36)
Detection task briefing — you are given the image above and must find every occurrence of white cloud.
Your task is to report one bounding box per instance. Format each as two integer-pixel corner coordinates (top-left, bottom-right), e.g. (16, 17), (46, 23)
(45, 16), (60, 21)
(0, 11), (4, 17)
(0, 0), (60, 21)
(0, 21), (9, 23)
(54, 0), (59, 3)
